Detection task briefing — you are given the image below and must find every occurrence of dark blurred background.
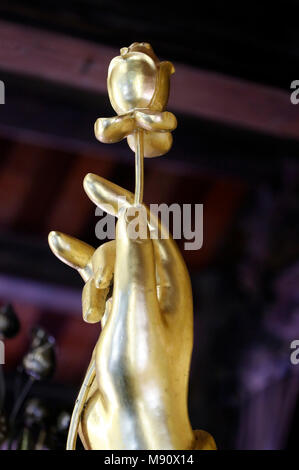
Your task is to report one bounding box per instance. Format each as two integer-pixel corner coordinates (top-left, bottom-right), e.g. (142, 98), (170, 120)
(0, 0), (299, 450)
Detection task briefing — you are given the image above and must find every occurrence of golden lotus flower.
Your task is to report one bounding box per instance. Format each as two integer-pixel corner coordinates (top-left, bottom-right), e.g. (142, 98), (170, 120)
(94, 42), (177, 157)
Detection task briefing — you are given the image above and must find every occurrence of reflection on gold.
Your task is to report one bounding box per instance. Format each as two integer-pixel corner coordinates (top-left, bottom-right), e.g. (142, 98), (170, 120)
(48, 43), (216, 450)
(94, 42), (177, 158)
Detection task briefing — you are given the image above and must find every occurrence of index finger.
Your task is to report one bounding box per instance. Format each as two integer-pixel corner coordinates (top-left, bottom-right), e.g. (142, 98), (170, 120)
(84, 173), (133, 217)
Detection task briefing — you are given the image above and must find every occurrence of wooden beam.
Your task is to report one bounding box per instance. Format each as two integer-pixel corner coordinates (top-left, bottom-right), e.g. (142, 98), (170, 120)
(172, 65), (299, 140)
(0, 20), (298, 141)
(0, 273), (81, 313)
(0, 142), (47, 226)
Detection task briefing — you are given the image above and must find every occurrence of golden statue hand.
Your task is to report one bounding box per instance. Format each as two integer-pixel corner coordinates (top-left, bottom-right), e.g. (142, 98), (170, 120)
(49, 173), (216, 450)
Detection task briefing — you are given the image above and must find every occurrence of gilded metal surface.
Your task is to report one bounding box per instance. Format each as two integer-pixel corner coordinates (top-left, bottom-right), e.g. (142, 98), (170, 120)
(48, 177), (216, 450)
(48, 43), (216, 450)
(94, 42), (177, 158)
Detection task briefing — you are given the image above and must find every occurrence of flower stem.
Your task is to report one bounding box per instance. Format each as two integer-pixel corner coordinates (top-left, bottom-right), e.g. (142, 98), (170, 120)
(134, 129), (144, 205)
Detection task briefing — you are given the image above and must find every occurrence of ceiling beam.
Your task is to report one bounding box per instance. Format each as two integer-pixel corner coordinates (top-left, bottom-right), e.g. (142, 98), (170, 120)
(0, 20), (298, 141)
(0, 273), (81, 314)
